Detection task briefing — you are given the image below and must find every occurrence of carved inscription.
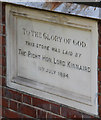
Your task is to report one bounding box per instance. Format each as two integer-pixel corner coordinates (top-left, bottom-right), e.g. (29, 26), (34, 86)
(23, 28), (87, 48)
(18, 27), (91, 78)
(17, 18), (92, 97)
(19, 48), (91, 73)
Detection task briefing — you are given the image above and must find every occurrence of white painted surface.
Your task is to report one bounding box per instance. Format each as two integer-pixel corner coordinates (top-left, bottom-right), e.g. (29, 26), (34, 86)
(2, 1), (101, 20)
(6, 4), (98, 115)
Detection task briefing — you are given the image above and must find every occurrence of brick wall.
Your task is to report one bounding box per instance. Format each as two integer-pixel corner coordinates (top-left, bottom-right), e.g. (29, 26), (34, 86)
(0, 2), (101, 119)
(0, 2), (6, 120)
(98, 21), (101, 119)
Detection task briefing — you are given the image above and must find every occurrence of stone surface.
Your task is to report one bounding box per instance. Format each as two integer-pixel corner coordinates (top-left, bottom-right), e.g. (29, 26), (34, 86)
(6, 4), (98, 115)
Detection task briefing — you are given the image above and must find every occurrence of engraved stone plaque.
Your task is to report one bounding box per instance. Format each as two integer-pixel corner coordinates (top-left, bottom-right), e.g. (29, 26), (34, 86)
(6, 5), (98, 115)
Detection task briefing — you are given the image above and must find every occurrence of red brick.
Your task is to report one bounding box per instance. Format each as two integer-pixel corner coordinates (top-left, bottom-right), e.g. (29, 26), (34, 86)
(37, 110), (46, 119)
(2, 16), (5, 25)
(47, 113), (62, 119)
(50, 103), (60, 115)
(10, 100), (17, 111)
(0, 97), (1, 106)
(47, 113), (56, 118)
(99, 35), (101, 45)
(98, 82), (101, 94)
(0, 26), (2, 34)
(0, 46), (6, 56)
(32, 97), (50, 111)
(98, 95), (101, 106)
(4, 109), (22, 118)
(2, 108), (5, 117)
(98, 71), (101, 82)
(3, 88), (22, 102)
(99, 46), (101, 57)
(0, 16), (2, 24)
(98, 22), (101, 45)
(0, 3), (5, 23)
(98, 85), (101, 93)
(0, 78), (1, 86)
(99, 33), (101, 45)
(2, 98), (8, 108)
(0, 67), (2, 75)
(18, 103), (36, 118)
(98, 59), (101, 69)
(0, 46), (2, 55)
(0, 107), (2, 117)
(2, 47), (6, 56)
(84, 115), (99, 120)
(0, 66), (6, 76)
(23, 94), (31, 105)
(2, 77), (6, 86)
(61, 106), (82, 119)
(0, 77), (6, 86)
(2, 57), (6, 66)
(98, 21), (101, 29)
(0, 47), (2, 55)
(0, 36), (6, 45)
(3, 67), (6, 76)
(2, 25), (5, 34)
(0, 87), (2, 96)
(2, 87), (4, 96)
(0, 20), (1, 25)
(0, 57), (6, 66)
(99, 106), (101, 117)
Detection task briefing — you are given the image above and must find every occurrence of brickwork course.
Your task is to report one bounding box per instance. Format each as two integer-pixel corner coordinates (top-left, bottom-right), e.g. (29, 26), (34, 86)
(0, 2), (101, 120)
